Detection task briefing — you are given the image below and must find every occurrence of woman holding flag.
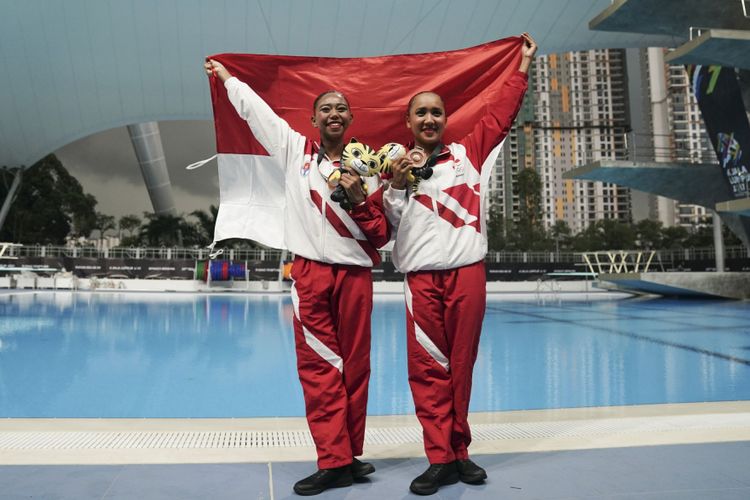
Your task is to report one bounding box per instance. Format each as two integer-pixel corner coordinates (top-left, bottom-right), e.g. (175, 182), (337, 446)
(384, 33), (537, 496)
(204, 60), (389, 496)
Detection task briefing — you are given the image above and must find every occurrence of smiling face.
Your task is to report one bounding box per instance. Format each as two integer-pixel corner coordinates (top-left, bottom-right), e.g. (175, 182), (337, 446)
(311, 92), (353, 143)
(406, 92), (446, 151)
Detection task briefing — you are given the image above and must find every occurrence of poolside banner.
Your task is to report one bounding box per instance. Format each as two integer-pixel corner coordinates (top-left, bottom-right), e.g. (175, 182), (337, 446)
(687, 65), (750, 198)
(9, 257), (750, 281)
(206, 37), (524, 247)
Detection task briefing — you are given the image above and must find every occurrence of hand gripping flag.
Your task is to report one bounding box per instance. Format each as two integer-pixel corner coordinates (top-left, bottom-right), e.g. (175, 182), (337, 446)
(206, 37), (523, 248)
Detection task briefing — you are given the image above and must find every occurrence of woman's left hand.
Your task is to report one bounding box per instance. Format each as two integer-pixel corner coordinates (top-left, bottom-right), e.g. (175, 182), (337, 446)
(521, 33), (537, 59)
(518, 33), (538, 73)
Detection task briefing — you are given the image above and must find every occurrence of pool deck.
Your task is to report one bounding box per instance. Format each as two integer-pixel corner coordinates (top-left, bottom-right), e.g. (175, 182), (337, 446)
(2, 401), (749, 499)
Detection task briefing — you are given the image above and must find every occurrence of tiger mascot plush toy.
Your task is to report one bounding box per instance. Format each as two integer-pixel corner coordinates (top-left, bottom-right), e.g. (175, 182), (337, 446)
(328, 139), (380, 210)
(376, 142), (434, 191)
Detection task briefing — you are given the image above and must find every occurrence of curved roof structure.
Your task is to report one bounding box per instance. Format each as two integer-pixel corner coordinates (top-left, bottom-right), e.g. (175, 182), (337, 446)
(0, 0), (681, 169)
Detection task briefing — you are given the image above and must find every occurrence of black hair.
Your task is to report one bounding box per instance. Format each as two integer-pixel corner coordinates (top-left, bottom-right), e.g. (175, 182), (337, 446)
(313, 90), (350, 111)
(406, 91), (444, 115)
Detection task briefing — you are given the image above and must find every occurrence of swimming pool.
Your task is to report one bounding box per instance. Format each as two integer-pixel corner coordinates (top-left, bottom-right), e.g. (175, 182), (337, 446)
(1, 292), (749, 418)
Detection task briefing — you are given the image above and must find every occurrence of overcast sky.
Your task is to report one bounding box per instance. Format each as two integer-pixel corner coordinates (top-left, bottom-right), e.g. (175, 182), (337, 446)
(55, 120), (219, 220)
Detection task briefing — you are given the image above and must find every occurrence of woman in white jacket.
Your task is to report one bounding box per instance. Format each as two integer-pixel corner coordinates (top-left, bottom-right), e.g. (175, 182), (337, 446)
(384, 33), (537, 496)
(205, 59), (390, 496)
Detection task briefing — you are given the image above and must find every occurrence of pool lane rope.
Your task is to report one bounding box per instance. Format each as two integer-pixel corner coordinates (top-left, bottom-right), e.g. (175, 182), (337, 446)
(195, 260), (247, 281)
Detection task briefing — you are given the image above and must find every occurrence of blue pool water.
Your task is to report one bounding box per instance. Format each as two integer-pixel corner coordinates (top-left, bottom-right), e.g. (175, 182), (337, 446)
(1, 292), (749, 418)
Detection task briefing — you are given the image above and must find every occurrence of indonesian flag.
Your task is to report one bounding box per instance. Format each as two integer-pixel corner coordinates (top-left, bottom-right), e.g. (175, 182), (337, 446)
(207, 37), (523, 248)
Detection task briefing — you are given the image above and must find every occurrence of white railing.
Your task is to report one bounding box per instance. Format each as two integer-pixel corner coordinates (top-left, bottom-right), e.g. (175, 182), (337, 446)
(0, 243), (748, 265)
(582, 250), (656, 275)
(0, 242), (22, 260)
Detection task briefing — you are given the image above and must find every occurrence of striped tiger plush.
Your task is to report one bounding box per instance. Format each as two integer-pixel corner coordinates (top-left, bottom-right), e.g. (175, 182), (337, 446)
(376, 142), (437, 190)
(342, 140), (380, 176)
(376, 142), (407, 176)
(330, 139), (380, 209)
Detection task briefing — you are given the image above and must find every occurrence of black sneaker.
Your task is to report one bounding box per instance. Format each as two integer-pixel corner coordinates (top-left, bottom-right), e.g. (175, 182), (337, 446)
(409, 462), (459, 495)
(293, 465), (353, 496)
(456, 458), (487, 484)
(351, 457), (375, 479)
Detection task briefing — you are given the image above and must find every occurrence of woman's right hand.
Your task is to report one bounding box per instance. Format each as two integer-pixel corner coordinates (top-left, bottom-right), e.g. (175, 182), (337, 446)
(204, 59), (232, 83)
(389, 156), (413, 190)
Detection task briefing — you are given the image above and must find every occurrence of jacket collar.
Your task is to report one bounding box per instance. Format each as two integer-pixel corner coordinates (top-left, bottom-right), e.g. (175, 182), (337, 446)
(405, 141), (450, 159)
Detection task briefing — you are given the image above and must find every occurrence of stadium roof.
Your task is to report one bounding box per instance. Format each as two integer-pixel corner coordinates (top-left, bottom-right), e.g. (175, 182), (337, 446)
(0, 0), (682, 169)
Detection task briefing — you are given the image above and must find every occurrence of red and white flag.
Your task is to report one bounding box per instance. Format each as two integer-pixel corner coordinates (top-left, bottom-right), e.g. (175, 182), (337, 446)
(206, 37), (523, 248)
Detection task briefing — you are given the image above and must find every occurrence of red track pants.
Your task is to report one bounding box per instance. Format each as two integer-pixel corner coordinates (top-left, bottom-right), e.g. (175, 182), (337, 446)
(290, 256), (372, 469)
(404, 260), (486, 464)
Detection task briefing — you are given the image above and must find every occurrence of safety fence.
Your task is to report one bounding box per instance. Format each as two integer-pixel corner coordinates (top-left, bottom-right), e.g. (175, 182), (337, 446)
(4, 244), (748, 263)
(1, 243), (749, 282)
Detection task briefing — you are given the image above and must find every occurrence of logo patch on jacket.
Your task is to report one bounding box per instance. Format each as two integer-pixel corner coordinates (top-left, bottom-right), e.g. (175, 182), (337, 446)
(454, 159), (465, 177)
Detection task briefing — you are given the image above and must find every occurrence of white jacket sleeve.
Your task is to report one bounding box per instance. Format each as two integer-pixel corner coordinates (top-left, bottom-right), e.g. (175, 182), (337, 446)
(224, 77), (303, 171)
(383, 184), (408, 233)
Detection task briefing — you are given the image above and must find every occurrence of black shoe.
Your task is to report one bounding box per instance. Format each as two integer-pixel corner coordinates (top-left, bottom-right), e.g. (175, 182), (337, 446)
(409, 462), (459, 495)
(293, 465), (353, 496)
(456, 458), (487, 484)
(351, 457), (375, 479)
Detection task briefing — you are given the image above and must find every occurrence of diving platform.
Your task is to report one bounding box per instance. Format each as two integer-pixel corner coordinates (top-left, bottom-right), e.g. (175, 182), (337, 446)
(589, 0), (749, 37)
(665, 29), (750, 69)
(716, 197), (750, 217)
(563, 160), (750, 247)
(562, 160), (734, 207)
(598, 272), (750, 300)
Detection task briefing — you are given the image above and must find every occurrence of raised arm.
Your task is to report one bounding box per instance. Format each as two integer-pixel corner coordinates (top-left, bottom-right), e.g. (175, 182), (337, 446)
(205, 59), (233, 83)
(460, 33), (537, 171)
(205, 59), (302, 162)
(518, 33), (537, 75)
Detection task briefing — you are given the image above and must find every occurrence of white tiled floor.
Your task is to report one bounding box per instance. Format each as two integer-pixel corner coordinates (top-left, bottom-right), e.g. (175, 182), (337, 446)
(1, 401), (749, 465)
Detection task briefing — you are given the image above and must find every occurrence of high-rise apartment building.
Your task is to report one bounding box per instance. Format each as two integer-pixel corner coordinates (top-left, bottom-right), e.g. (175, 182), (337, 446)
(491, 47), (715, 232)
(489, 83), (534, 223)
(493, 49), (631, 233)
(628, 47), (715, 228)
(668, 60), (715, 228)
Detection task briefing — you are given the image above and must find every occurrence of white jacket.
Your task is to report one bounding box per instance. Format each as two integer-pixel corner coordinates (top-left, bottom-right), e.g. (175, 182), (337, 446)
(224, 77), (389, 267)
(384, 71), (529, 273)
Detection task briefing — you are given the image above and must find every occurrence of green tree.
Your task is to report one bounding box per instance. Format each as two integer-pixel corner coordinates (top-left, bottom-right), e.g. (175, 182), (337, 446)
(635, 219), (663, 249)
(571, 222), (603, 251)
(190, 205), (218, 245)
(0, 154), (97, 243)
(679, 224), (742, 249)
(549, 220), (572, 253)
(139, 213), (184, 246)
(600, 219), (637, 249)
(662, 225), (690, 249)
(118, 214), (141, 236)
(486, 199), (507, 251)
(118, 214), (142, 245)
(177, 217), (206, 247)
(93, 212), (116, 240)
(572, 219), (636, 251)
(512, 167), (548, 250)
(517, 167), (543, 228)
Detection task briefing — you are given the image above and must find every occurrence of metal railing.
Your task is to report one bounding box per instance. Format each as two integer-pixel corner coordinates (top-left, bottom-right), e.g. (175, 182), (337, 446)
(3, 244), (746, 265)
(529, 129), (717, 165)
(582, 251), (656, 275)
(0, 244), (284, 262)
